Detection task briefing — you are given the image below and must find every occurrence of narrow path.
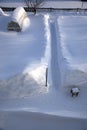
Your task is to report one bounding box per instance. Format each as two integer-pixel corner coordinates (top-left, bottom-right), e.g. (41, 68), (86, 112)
(50, 17), (61, 88)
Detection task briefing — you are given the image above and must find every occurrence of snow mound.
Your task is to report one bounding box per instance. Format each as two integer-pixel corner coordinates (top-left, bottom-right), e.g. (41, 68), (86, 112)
(0, 72), (47, 100)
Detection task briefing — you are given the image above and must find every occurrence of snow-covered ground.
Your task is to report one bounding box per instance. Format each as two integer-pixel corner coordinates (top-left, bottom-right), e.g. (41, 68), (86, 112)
(0, 10), (87, 111)
(0, 8), (87, 130)
(0, 12), (51, 99)
(58, 16), (87, 87)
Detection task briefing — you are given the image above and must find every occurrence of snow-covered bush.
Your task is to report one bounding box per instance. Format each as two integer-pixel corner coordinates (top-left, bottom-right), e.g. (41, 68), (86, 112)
(7, 6), (27, 32)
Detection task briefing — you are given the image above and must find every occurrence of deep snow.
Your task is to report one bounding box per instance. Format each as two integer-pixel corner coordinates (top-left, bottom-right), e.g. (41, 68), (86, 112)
(58, 16), (87, 87)
(0, 10), (87, 118)
(0, 12), (50, 99)
(0, 8), (87, 130)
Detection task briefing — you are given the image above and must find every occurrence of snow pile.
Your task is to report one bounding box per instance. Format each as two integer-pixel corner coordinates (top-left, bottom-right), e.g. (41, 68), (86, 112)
(0, 72), (47, 100)
(23, 62), (47, 86)
(58, 16), (87, 87)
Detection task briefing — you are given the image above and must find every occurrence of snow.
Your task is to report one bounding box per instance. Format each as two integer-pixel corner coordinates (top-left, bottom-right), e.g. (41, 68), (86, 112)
(0, 110), (86, 130)
(0, 2), (26, 7)
(58, 16), (87, 87)
(71, 87), (80, 93)
(0, 7), (87, 130)
(0, 1), (87, 9)
(12, 6), (27, 23)
(0, 13), (50, 99)
(41, 1), (83, 9)
(0, 8), (9, 16)
(0, 10), (87, 115)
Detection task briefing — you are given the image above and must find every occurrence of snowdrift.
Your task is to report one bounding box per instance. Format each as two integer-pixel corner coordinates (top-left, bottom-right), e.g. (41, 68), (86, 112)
(58, 16), (87, 87)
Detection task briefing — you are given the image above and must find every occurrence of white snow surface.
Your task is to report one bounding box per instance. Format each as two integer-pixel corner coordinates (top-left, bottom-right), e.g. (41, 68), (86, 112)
(0, 11), (87, 123)
(12, 6), (27, 24)
(41, 1), (82, 9)
(58, 16), (87, 87)
(0, 13), (50, 99)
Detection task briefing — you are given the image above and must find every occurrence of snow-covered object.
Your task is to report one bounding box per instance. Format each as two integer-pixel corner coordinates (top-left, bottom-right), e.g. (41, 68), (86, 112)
(70, 87), (80, 97)
(71, 87), (80, 93)
(7, 6), (27, 31)
(58, 16), (87, 87)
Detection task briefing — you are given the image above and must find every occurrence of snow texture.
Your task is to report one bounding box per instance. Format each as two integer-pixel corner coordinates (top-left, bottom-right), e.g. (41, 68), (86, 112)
(0, 13), (50, 99)
(12, 6), (27, 24)
(58, 16), (87, 87)
(0, 8), (9, 16)
(0, 9), (87, 128)
(8, 7), (28, 31)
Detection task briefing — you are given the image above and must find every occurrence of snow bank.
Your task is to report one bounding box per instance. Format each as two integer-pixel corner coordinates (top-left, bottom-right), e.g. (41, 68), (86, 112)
(58, 16), (87, 87)
(0, 72), (47, 99)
